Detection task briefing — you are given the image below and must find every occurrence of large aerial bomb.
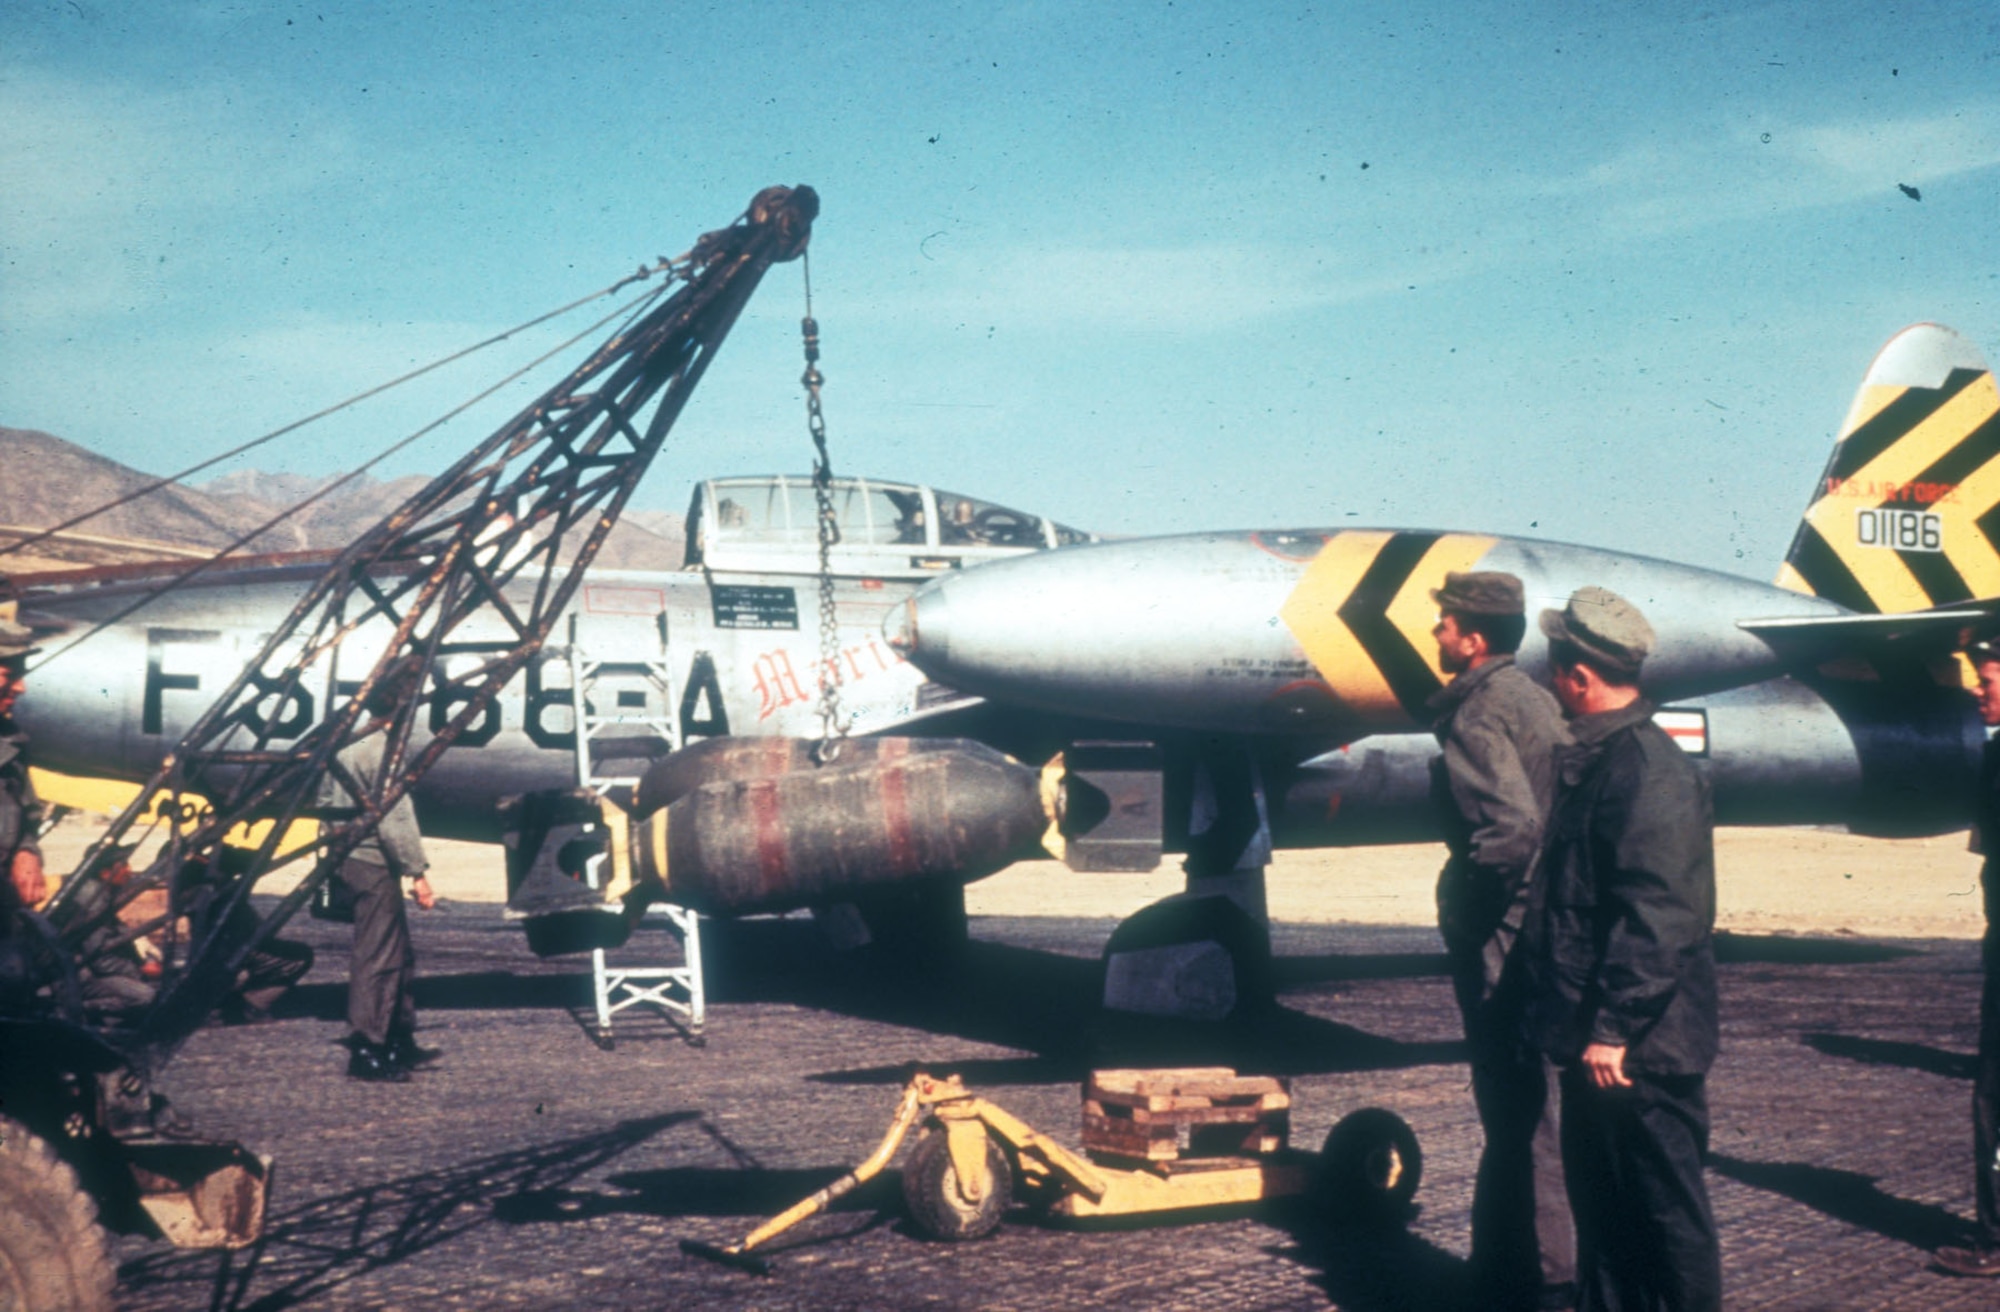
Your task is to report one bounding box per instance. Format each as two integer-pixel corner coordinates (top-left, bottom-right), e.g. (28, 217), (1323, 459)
(633, 734), (972, 814)
(626, 738), (1051, 916)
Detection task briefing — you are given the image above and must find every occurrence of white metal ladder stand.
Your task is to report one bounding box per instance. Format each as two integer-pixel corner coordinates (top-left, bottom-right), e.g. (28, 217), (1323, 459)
(566, 631), (705, 1047)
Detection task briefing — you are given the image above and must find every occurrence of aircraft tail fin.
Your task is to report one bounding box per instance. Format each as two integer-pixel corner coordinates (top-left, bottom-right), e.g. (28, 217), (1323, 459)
(1777, 323), (2000, 614)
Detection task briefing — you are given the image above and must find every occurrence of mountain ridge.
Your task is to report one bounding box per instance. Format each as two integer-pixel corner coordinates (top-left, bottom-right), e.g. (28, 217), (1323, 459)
(0, 426), (685, 572)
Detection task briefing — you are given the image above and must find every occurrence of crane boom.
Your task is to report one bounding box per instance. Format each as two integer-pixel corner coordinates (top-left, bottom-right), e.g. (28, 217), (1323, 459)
(33, 184), (818, 1067)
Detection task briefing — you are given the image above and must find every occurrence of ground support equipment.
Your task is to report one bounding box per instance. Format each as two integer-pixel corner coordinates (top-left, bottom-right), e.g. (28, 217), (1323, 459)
(681, 1066), (1420, 1273)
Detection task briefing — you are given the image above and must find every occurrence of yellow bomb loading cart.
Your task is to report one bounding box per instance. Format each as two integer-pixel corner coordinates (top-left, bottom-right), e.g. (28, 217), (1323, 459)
(680, 1068), (1421, 1275)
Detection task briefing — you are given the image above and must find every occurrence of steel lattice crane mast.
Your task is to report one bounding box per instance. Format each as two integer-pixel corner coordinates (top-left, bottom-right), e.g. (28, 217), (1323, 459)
(37, 185), (818, 1069)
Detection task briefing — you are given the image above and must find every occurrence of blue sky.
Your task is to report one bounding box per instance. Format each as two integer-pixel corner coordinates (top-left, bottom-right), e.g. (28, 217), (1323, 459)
(3, 1), (1996, 579)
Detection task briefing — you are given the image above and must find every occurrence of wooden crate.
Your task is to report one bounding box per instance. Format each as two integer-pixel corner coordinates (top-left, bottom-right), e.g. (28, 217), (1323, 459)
(1081, 1067), (1291, 1163)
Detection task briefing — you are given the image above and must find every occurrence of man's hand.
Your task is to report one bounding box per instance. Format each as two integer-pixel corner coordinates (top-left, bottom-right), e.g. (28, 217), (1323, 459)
(410, 874), (436, 911)
(10, 849), (47, 909)
(1581, 1041), (1631, 1089)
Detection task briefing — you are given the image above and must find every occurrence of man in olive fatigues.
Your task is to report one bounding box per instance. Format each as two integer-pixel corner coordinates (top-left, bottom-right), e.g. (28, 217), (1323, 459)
(1524, 588), (1720, 1312)
(321, 668), (436, 1082)
(1934, 642), (2000, 1278)
(1428, 571), (1576, 1311)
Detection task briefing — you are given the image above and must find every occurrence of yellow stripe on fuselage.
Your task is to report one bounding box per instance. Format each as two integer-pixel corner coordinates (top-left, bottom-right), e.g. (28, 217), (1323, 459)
(30, 768), (321, 855)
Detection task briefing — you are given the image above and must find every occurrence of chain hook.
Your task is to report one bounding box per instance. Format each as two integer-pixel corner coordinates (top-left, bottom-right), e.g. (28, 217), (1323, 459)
(801, 253), (848, 764)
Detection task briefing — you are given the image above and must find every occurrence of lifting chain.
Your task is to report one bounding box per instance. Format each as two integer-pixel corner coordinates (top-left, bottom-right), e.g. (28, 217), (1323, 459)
(801, 253), (849, 762)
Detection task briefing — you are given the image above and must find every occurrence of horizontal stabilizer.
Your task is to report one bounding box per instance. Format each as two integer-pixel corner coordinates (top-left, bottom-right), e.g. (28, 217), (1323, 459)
(1738, 600), (2000, 658)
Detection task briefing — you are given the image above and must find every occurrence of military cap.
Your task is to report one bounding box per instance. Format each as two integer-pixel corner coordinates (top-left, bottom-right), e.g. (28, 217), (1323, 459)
(1539, 585), (1655, 677)
(1430, 570), (1526, 617)
(0, 616), (38, 663)
(1968, 634), (2000, 666)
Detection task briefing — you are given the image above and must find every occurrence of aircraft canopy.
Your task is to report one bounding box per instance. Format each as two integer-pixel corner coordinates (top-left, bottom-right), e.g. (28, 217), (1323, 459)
(687, 475), (1093, 576)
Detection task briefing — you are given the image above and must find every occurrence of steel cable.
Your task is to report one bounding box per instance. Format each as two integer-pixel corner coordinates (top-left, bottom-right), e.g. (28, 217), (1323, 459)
(0, 258), (681, 563)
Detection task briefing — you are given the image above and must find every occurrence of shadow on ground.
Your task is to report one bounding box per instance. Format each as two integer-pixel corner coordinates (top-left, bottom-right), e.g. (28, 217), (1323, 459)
(1802, 1032), (1976, 1079)
(1713, 933), (1923, 966)
(1269, 1202), (1472, 1312)
(274, 913), (1467, 1084)
(1710, 1153), (1974, 1251)
(496, 1166), (897, 1223)
(118, 1114), (694, 1312)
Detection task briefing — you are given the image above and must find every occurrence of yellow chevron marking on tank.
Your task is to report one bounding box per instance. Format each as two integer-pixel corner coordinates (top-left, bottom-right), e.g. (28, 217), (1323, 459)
(1383, 534), (1502, 682)
(1278, 531), (1402, 719)
(1278, 531), (1501, 724)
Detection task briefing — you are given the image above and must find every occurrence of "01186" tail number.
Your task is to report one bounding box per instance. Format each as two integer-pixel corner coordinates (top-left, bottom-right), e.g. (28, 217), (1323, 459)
(1855, 507), (1942, 553)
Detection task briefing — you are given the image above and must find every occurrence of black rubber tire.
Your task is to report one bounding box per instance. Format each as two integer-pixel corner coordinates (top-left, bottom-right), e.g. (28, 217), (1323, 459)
(857, 881), (970, 968)
(900, 1126), (1011, 1242)
(1318, 1107), (1422, 1226)
(0, 1115), (115, 1312)
(1099, 893), (1275, 1020)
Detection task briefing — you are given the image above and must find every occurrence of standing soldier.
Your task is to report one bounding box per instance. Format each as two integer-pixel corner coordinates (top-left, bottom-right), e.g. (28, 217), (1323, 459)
(1428, 571), (1576, 1311)
(1524, 587), (1721, 1312)
(1934, 638), (2000, 1278)
(321, 661), (438, 1083)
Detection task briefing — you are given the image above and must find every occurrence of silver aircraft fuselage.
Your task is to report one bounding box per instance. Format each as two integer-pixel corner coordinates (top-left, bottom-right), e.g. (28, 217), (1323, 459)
(20, 562), (942, 838)
(888, 528), (1984, 839)
(887, 530), (1844, 735)
(15, 504), (1983, 861)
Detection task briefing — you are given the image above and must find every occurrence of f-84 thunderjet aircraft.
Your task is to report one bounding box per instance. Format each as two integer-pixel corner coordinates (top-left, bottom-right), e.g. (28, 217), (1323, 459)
(14, 465), (1125, 967)
(16, 472), (1089, 847)
(877, 321), (2000, 1010)
(16, 324), (2000, 1023)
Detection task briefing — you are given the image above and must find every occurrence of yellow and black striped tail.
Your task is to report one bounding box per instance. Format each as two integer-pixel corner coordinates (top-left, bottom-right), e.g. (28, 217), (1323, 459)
(1778, 323), (2000, 613)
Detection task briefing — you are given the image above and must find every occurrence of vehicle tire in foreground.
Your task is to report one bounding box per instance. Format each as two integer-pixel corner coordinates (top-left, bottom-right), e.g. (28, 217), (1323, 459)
(1317, 1107), (1422, 1227)
(901, 1126), (1012, 1241)
(0, 1115), (115, 1312)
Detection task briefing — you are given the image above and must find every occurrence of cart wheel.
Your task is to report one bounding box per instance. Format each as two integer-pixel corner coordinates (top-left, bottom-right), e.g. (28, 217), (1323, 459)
(1318, 1108), (1422, 1225)
(901, 1128), (1012, 1241)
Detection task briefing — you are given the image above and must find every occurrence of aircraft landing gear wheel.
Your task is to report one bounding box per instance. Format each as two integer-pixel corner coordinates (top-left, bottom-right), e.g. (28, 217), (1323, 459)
(1318, 1108), (1422, 1227)
(856, 882), (970, 974)
(0, 1115), (116, 1312)
(901, 1126), (1011, 1241)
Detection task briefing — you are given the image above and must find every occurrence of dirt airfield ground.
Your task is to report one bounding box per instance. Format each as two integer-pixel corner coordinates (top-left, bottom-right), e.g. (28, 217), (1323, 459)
(88, 819), (2000, 1311)
(35, 797), (1995, 1309)
(45, 820), (1982, 941)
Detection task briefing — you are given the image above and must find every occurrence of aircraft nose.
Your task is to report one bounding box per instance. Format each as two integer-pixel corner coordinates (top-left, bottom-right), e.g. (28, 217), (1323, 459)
(884, 585), (947, 666)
